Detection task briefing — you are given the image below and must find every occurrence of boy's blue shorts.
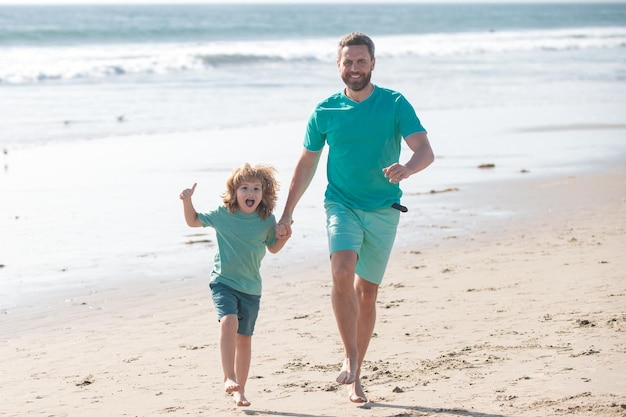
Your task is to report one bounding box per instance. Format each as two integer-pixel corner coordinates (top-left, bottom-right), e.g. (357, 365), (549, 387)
(324, 202), (400, 285)
(210, 282), (260, 336)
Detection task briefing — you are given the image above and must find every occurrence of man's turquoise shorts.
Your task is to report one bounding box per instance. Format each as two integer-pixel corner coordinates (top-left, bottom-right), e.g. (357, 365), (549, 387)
(324, 201), (400, 285)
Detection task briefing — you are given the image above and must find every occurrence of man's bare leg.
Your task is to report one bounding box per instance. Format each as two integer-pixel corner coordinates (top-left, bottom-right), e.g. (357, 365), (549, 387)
(331, 250), (359, 384)
(348, 377), (368, 403)
(219, 314), (240, 393)
(348, 276), (379, 402)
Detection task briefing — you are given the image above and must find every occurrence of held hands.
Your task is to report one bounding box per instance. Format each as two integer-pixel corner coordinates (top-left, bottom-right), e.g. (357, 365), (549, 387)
(180, 183), (197, 200)
(382, 163), (411, 184)
(275, 223), (290, 241)
(276, 215), (294, 240)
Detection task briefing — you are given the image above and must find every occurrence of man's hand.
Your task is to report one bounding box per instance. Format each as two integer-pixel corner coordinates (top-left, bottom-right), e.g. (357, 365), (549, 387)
(382, 164), (411, 184)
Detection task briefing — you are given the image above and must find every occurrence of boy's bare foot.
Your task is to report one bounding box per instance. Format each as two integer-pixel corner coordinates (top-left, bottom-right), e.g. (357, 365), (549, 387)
(336, 358), (357, 384)
(233, 391), (251, 407)
(348, 378), (368, 403)
(224, 378), (240, 393)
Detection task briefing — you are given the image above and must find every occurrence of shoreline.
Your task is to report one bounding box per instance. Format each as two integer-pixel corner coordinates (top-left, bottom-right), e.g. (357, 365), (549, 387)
(2, 156), (623, 325)
(1, 128), (624, 326)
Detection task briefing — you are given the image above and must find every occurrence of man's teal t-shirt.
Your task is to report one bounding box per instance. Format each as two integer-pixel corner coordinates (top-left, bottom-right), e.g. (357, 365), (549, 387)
(304, 85), (426, 210)
(197, 206), (277, 296)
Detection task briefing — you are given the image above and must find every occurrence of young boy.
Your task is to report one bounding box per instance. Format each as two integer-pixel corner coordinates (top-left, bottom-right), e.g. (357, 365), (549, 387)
(180, 163), (289, 407)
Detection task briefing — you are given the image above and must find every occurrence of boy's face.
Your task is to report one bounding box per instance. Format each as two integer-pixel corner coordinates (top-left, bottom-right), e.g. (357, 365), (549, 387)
(236, 181), (263, 214)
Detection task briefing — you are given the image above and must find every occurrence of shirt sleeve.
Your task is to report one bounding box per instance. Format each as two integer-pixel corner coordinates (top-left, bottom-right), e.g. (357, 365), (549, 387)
(197, 207), (219, 228)
(265, 215), (277, 247)
(303, 111), (326, 152)
(397, 94), (427, 138)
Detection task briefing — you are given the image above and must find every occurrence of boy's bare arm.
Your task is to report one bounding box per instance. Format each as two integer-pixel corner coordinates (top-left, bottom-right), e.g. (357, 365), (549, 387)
(180, 183), (202, 227)
(267, 223), (290, 254)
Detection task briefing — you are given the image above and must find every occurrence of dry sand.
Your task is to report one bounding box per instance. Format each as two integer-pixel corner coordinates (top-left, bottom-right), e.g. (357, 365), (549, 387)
(1, 166), (625, 417)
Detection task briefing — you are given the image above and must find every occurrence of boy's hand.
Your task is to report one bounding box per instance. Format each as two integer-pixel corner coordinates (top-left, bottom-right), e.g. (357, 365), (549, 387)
(180, 183), (197, 200)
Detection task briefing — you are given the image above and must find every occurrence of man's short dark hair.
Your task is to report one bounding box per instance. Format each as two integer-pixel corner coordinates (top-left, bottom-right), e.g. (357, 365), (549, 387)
(337, 32), (375, 60)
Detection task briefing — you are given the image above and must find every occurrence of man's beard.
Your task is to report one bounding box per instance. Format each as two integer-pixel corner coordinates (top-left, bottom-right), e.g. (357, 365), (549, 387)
(342, 71), (372, 92)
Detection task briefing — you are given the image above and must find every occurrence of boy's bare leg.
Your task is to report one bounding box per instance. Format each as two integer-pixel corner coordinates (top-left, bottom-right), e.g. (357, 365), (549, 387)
(224, 379), (239, 393)
(331, 250), (360, 385)
(233, 391), (251, 407)
(219, 315), (240, 393)
(233, 334), (252, 406)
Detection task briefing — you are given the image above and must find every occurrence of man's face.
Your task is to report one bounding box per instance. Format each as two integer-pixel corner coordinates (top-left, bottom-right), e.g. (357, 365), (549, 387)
(337, 44), (375, 92)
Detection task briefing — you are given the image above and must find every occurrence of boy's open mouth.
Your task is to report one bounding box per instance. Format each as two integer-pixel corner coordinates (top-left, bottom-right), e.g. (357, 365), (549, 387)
(245, 199), (255, 207)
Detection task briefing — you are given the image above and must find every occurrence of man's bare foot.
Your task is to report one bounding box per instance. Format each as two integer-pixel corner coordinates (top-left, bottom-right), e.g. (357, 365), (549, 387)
(336, 358), (357, 384)
(224, 378), (240, 393)
(233, 391), (250, 407)
(348, 378), (368, 403)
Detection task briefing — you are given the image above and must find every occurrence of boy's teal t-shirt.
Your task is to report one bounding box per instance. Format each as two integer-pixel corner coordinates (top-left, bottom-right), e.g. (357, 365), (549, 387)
(197, 206), (277, 296)
(304, 85), (426, 210)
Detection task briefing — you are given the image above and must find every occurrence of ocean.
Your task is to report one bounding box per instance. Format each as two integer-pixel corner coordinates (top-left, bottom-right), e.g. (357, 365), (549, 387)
(1, 3), (626, 312)
(1, 3), (625, 148)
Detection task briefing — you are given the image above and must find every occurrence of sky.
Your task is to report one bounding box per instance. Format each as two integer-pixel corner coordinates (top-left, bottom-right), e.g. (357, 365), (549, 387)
(1, 0), (624, 4)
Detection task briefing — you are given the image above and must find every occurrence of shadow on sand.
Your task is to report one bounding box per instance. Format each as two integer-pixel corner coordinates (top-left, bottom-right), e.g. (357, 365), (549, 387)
(244, 402), (513, 417)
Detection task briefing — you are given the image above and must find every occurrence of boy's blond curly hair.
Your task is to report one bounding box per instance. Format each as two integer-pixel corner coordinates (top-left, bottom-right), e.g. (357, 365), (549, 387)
(221, 163), (279, 220)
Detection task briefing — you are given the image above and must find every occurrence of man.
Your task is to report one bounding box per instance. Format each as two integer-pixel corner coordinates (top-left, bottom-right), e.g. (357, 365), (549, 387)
(277, 32), (434, 403)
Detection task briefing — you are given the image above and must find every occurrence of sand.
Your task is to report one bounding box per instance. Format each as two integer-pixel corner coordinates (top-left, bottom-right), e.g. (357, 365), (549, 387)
(1, 155), (624, 416)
